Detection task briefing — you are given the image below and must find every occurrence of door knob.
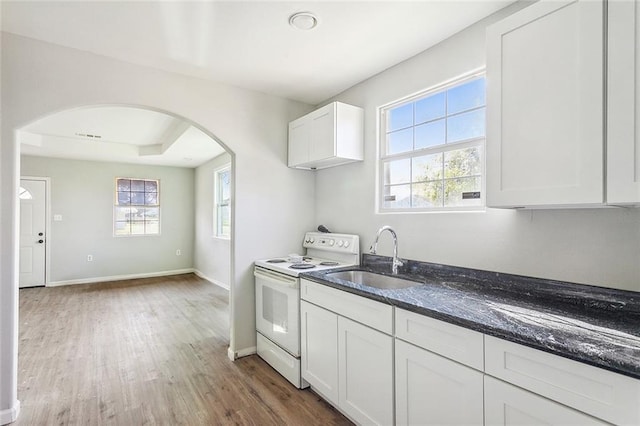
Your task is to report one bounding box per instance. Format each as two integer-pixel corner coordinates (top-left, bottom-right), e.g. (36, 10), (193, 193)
(38, 239), (44, 244)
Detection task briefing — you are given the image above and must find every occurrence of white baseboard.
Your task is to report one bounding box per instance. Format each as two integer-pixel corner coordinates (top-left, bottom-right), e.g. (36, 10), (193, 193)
(0, 400), (20, 425)
(46, 269), (195, 287)
(227, 346), (257, 361)
(193, 270), (230, 291)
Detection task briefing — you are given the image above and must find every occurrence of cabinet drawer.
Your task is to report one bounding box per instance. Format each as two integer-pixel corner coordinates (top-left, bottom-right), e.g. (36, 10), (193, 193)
(485, 376), (608, 426)
(395, 308), (484, 370)
(485, 335), (640, 425)
(300, 279), (393, 335)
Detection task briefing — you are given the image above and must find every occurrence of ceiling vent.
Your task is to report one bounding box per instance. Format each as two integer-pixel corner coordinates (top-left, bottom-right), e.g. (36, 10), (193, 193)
(75, 132), (103, 139)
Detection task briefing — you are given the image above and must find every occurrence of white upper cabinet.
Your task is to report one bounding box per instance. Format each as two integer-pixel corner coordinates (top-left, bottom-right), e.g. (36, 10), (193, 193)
(486, 0), (604, 208)
(288, 102), (364, 170)
(607, 0), (640, 205)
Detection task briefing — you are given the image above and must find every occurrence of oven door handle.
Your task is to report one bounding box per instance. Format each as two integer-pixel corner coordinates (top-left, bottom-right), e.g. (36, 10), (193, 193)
(254, 267), (298, 288)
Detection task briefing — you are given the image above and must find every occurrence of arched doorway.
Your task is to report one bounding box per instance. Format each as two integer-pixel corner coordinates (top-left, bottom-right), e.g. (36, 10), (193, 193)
(4, 104), (237, 423)
(18, 105), (233, 290)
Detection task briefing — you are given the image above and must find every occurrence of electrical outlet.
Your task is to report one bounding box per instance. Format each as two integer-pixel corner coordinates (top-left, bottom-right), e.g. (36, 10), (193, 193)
(87, 255), (93, 262)
(176, 249), (181, 256)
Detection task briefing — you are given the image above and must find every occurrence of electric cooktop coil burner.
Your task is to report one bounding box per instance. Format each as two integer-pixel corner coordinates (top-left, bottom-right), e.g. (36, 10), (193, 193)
(266, 259), (287, 263)
(319, 261), (339, 266)
(289, 263), (315, 270)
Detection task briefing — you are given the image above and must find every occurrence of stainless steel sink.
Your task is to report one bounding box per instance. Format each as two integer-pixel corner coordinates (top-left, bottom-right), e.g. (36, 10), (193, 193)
(326, 270), (421, 290)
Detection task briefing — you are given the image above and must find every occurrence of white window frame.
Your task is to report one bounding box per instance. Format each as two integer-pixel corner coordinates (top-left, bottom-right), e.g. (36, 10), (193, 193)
(377, 70), (486, 213)
(213, 164), (231, 239)
(113, 177), (161, 237)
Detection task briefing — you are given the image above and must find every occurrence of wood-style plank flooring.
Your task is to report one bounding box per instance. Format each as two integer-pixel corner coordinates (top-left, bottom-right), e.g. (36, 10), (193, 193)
(16, 274), (352, 425)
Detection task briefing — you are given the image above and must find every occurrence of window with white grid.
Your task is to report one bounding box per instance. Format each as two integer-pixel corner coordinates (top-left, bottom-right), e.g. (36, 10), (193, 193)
(379, 73), (486, 212)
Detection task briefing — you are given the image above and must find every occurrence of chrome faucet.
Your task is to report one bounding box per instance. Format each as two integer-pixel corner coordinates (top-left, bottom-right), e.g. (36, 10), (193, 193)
(370, 226), (404, 274)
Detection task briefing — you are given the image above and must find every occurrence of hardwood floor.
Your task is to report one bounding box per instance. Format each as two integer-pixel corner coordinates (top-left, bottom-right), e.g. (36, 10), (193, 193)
(16, 274), (352, 425)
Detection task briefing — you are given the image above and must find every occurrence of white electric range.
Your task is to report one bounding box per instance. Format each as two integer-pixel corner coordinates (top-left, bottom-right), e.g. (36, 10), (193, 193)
(254, 231), (360, 388)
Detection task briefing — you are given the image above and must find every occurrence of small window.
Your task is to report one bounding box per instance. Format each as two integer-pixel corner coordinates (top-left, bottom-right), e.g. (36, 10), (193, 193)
(379, 73), (486, 212)
(19, 187), (33, 200)
(214, 165), (231, 238)
(114, 178), (160, 236)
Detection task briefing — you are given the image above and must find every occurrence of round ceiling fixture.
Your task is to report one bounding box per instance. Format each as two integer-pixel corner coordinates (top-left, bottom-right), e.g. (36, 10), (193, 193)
(289, 12), (318, 31)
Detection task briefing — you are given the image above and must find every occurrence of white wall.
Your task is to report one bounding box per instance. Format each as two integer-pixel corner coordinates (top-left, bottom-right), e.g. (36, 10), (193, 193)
(317, 3), (640, 292)
(0, 32), (315, 421)
(194, 152), (232, 289)
(21, 155), (195, 284)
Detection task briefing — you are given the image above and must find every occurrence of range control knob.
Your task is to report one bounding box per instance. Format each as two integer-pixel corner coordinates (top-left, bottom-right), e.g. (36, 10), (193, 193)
(309, 238), (315, 244)
(338, 240), (344, 247)
(344, 241), (350, 248)
(329, 240), (335, 246)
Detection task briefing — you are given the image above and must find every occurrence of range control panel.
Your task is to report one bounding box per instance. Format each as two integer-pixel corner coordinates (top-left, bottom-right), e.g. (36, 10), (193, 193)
(303, 232), (359, 254)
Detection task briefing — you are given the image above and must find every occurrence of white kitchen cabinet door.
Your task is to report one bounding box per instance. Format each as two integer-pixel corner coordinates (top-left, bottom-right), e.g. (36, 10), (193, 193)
(300, 301), (339, 405)
(288, 118), (310, 167)
(396, 339), (483, 426)
(484, 376), (608, 426)
(607, 0), (640, 205)
(309, 103), (336, 162)
(338, 316), (393, 426)
(486, 0), (604, 207)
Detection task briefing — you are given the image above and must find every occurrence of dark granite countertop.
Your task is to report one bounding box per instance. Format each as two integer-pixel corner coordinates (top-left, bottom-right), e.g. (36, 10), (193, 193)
(301, 254), (640, 380)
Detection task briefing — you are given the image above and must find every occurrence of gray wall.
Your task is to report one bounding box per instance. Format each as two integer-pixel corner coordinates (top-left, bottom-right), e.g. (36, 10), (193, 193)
(1, 32), (314, 412)
(194, 152), (232, 289)
(317, 3), (640, 292)
(21, 155), (195, 283)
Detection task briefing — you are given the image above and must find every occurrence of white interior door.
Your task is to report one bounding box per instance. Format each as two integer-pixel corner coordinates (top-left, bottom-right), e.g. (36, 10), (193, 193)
(19, 179), (47, 288)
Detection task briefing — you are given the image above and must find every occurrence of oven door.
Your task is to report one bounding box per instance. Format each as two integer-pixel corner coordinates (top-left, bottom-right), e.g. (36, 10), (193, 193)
(254, 266), (300, 357)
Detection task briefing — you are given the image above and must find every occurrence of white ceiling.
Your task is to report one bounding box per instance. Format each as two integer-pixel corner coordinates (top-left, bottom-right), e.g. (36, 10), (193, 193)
(20, 107), (226, 168)
(3, 0), (515, 167)
(2, 0), (515, 105)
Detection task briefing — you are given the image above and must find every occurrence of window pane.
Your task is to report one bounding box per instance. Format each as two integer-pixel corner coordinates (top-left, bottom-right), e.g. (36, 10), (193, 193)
(412, 153), (443, 182)
(383, 184), (410, 209)
(447, 108), (485, 143)
(145, 192), (158, 205)
(219, 170), (230, 202)
(145, 180), (158, 192)
(415, 120), (445, 149)
(130, 221), (145, 235)
(444, 177), (482, 207)
(142, 207), (159, 220)
(387, 103), (413, 132)
(117, 179), (130, 191)
(447, 78), (486, 115)
(114, 206), (131, 221)
(145, 221), (160, 234)
(115, 222), (130, 236)
(444, 146), (482, 178)
(387, 128), (413, 155)
(117, 192), (131, 205)
(412, 181), (443, 208)
(415, 92), (445, 124)
(130, 180), (145, 191)
(218, 205), (230, 236)
(384, 159), (410, 185)
(131, 192), (145, 205)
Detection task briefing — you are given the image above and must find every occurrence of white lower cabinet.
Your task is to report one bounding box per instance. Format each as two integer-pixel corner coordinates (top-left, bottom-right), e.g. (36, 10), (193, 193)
(484, 376), (608, 426)
(395, 339), (483, 426)
(339, 316), (393, 426)
(300, 300), (339, 404)
(300, 280), (394, 425)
